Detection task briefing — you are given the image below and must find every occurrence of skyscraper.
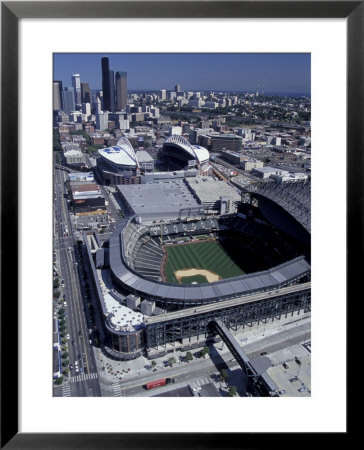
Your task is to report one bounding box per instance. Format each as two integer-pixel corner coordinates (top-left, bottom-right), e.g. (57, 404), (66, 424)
(72, 74), (81, 105)
(109, 70), (115, 112)
(53, 80), (63, 111)
(81, 82), (91, 104)
(115, 71), (127, 110)
(62, 87), (75, 114)
(101, 57), (111, 111)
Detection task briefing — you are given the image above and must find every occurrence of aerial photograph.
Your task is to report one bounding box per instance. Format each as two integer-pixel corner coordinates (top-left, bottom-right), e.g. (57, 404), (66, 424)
(53, 53), (311, 398)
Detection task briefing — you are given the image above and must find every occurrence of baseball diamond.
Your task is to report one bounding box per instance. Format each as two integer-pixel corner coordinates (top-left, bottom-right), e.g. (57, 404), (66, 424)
(162, 240), (244, 284)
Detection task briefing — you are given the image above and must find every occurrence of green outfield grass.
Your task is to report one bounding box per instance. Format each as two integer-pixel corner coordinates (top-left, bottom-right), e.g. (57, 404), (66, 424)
(163, 240), (244, 284)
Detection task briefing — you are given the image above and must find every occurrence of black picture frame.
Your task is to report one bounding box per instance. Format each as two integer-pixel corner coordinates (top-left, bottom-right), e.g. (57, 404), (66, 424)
(1, 1), (357, 448)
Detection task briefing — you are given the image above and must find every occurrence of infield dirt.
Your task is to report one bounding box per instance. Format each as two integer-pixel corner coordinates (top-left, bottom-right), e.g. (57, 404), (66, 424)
(174, 268), (221, 284)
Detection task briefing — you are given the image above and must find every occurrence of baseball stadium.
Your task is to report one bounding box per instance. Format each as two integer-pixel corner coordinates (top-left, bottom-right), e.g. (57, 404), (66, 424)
(84, 136), (311, 368)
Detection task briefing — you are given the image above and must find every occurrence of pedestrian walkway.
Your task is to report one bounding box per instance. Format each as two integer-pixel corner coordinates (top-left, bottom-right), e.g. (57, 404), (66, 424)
(112, 381), (124, 397)
(189, 375), (211, 389)
(70, 372), (98, 383)
(62, 384), (71, 397)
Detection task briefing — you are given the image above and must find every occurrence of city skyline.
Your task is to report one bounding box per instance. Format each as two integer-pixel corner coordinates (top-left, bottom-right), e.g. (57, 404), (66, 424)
(53, 53), (311, 95)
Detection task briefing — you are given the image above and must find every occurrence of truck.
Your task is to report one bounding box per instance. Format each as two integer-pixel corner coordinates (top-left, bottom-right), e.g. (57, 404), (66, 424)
(145, 377), (175, 390)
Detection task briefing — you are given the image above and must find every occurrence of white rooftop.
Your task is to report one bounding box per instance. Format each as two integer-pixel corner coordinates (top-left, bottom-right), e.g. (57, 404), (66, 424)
(104, 292), (143, 332)
(98, 137), (138, 168)
(98, 145), (137, 167)
(64, 149), (83, 157)
(191, 145), (209, 163)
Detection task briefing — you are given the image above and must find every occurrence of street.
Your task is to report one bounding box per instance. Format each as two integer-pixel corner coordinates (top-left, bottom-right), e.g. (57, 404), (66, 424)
(53, 167), (101, 397)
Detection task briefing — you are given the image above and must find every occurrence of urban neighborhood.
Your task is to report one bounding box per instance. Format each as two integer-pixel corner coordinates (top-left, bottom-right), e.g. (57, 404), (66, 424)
(53, 53), (311, 398)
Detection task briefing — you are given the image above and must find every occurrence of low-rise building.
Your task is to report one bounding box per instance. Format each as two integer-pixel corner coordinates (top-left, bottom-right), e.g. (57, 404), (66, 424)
(63, 149), (86, 168)
(270, 172), (308, 183)
(210, 134), (242, 152)
(221, 150), (246, 165)
(136, 150), (155, 173)
(240, 159), (264, 171)
(70, 181), (106, 215)
(91, 134), (105, 146)
(253, 166), (282, 179)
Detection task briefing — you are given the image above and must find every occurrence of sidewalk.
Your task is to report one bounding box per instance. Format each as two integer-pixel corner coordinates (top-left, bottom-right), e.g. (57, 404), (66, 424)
(95, 313), (311, 391)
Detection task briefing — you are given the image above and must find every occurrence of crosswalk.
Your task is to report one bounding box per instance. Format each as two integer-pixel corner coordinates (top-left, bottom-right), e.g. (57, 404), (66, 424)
(189, 376), (211, 389)
(70, 372), (98, 383)
(62, 384), (71, 397)
(112, 381), (125, 397)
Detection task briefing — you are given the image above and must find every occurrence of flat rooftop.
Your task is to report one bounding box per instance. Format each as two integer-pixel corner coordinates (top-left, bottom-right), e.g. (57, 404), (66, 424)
(136, 150), (154, 163)
(185, 176), (241, 204)
(117, 180), (199, 219)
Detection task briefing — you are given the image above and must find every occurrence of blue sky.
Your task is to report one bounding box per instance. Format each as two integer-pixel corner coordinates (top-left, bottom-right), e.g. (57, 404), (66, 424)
(53, 53), (310, 95)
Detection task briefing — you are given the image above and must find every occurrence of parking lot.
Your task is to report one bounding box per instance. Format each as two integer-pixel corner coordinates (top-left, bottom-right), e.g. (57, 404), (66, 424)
(71, 212), (111, 232)
(267, 343), (311, 396)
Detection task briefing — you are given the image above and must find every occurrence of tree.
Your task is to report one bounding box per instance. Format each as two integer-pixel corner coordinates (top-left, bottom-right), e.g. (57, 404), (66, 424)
(219, 369), (228, 383)
(54, 291), (61, 298)
(228, 386), (238, 397)
(61, 352), (68, 359)
(186, 351), (193, 362)
(168, 357), (176, 367)
(151, 360), (157, 368)
(54, 376), (63, 385)
(62, 360), (69, 367)
(201, 346), (210, 358)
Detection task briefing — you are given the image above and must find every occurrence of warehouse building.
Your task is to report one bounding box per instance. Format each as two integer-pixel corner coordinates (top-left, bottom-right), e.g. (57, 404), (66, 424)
(210, 134), (242, 152)
(221, 150), (246, 165)
(184, 175), (241, 214)
(116, 180), (200, 222)
(70, 181), (106, 215)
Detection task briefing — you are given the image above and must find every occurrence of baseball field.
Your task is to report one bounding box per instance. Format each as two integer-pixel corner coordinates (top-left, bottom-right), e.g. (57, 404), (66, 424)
(163, 240), (245, 284)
